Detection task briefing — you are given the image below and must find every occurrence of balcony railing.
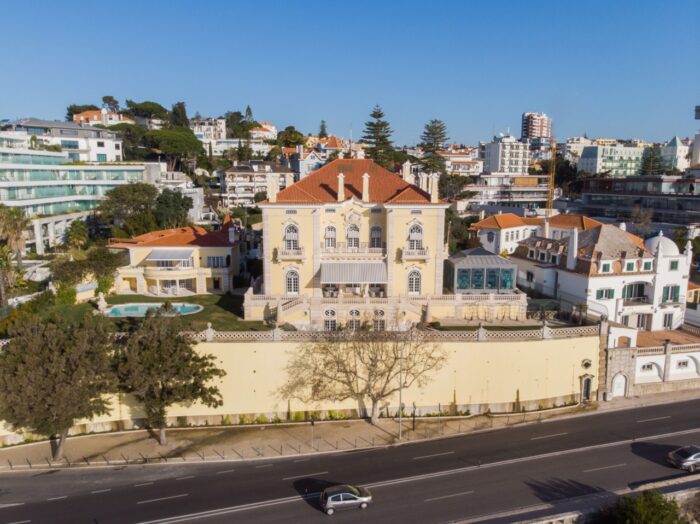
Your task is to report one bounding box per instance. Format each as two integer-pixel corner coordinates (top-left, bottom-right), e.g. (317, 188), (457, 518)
(623, 296), (650, 306)
(277, 247), (305, 260)
(402, 246), (430, 261)
(320, 242), (385, 255)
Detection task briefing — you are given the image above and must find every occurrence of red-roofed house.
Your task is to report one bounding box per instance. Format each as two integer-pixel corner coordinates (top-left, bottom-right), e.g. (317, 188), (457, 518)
(109, 220), (241, 295)
(244, 159), (528, 329)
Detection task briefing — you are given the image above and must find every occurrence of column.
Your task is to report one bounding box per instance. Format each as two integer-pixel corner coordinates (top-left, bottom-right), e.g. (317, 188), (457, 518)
(386, 209), (394, 297)
(662, 339), (673, 382)
(33, 221), (44, 255)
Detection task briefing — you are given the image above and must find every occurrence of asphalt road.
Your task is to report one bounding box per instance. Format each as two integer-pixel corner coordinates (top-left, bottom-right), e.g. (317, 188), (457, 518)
(2, 399), (700, 524)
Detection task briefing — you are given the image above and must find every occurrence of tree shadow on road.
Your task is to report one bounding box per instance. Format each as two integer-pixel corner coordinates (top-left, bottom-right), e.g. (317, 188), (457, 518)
(525, 478), (606, 504)
(292, 478), (343, 512)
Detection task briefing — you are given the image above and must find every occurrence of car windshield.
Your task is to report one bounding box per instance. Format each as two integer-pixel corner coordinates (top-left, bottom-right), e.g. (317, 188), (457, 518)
(677, 447), (699, 458)
(346, 485), (361, 496)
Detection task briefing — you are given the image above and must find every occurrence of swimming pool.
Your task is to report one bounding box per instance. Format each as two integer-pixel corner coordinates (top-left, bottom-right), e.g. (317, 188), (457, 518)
(104, 302), (203, 318)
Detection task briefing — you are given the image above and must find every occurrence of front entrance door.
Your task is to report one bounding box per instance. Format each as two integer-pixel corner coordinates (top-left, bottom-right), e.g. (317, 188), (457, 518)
(611, 374), (627, 398)
(582, 377), (592, 401)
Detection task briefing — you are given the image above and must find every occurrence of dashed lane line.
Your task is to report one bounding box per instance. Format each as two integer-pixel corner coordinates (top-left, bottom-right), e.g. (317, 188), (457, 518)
(637, 416), (671, 423)
(412, 451), (454, 460)
(424, 490), (474, 502)
(91, 489), (112, 494)
(282, 471), (329, 481)
(530, 432), (568, 440)
(137, 494), (189, 505)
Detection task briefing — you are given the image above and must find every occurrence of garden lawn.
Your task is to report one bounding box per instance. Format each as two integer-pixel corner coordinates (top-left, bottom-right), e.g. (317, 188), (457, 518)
(105, 294), (270, 331)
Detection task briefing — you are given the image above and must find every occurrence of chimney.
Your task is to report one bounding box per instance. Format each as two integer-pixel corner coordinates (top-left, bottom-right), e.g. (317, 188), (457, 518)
(566, 227), (578, 270)
(362, 172), (370, 202)
(267, 174), (278, 203)
(542, 219), (550, 239)
(655, 230), (664, 261)
(619, 222), (627, 232)
(430, 174), (439, 204)
(337, 172), (345, 202)
(402, 160), (411, 181)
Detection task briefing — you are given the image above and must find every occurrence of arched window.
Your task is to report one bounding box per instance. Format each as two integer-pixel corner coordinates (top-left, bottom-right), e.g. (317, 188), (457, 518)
(409, 224), (423, 250)
(370, 226), (382, 248)
(408, 270), (421, 295)
(284, 224), (299, 250)
(347, 224), (360, 248)
(323, 309), (337, 331)
(325, 225), (336, 249)
(285, 270), (299, 295)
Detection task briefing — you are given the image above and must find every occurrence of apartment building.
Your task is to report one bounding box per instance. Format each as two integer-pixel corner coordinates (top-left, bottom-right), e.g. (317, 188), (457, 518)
(438, 149), (483, 177)
(578, 143), (646, 176)
(73, 108), (135, 127)
(581, 174), (700, 223)
(218, 161), (294, 207)
(483, 135), (529, 175)
(2, 119), (123, 162)
(513, 223), (691, 330)
(244, 159), (528, 329)
(249, 121), (277, 141)
(521, 112), (552, 140)
(110, 218), (240, 296)
(660, 136), (691, 171)
(282, 146), (326, 179)
(557, 136), (593, 165)
(0, 131), (145, 254)
(207, 138), (272, 157)
(191, 118), (227, 142)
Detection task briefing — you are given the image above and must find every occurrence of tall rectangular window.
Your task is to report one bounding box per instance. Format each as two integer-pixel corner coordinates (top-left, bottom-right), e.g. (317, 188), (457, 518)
(207, 255), (225, 268)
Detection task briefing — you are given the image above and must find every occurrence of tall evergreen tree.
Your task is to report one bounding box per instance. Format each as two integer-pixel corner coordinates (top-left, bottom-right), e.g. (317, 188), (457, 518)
(319, 120), (328, 139)
(641, 146), (665, 176)
(115, 311), (226, 445)
(0, 314), (115, 460)
(419, 119), (449, 175)
(244, 105), (253, 121)
(171, 101), (190, 128)
(362, 105), (394, 169)
(102, 95), (120, 112)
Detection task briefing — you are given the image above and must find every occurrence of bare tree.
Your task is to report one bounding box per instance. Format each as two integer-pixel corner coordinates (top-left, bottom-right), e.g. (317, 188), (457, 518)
(280, 329), (447, 424)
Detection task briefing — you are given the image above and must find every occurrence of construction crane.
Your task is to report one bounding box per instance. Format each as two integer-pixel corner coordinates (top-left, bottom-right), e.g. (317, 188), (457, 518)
(546, 137), (557, 218)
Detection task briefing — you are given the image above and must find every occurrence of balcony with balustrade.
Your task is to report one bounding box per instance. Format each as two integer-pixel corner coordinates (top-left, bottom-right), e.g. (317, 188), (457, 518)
(276, 246), (305, 261)
(402, 245), (430, 261)
(319, 241), (386, 259)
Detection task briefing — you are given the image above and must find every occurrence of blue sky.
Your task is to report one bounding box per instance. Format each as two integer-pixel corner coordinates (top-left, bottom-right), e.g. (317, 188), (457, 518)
(2, 0), (698, 145)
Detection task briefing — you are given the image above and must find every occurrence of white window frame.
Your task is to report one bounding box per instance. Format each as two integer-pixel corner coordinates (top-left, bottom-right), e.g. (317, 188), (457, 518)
(285, 270), (299, 295)
(325, 225), (336, 249)
(284, 224), (299, 250)
(408, 224), (423, 250)
(408, 270), (421, 295)
(347, 224), (360, 249)
(370, 226), (382, 249)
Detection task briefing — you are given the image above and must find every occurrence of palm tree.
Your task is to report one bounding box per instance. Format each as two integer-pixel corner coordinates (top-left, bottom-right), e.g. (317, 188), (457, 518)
(0, 206), (30, 270)
(0, 246), (15, 308)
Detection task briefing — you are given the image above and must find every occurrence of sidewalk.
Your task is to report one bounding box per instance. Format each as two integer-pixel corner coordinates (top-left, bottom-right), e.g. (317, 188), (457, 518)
(0, 388), (697, 471)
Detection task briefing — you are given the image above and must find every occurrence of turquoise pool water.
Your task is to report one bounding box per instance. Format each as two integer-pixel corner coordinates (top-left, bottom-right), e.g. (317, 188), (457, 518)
(104, 303), (203, 318)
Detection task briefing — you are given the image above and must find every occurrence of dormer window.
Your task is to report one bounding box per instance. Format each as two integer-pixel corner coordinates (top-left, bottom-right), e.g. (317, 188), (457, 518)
(539, 252), (546, 261)
(528, 249), (535, 259)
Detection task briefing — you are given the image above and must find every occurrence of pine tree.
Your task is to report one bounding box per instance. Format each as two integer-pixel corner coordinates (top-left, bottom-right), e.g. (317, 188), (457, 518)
(171, 102), (189, 128)
(362, 105), (394, 169)
(244, 105), (253, 121)
(641, 147), (664, 176)
(319, 120), (328, 139)
(0, 314), (115, 460)
(420, 119), (449, 175)
(115, 311), (226, 445)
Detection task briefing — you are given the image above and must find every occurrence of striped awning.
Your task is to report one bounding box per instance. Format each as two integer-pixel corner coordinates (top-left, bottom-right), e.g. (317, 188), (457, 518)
(320, 262), (388, 284)
(146, 249), (194, 261)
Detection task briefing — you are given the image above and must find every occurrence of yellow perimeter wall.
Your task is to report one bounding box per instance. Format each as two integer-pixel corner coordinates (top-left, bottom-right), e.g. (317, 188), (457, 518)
(0, 336), (599, 443)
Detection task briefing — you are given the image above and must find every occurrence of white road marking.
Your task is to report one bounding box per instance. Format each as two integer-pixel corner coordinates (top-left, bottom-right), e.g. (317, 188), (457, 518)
(255, 464), (272, 468)
(91, 489), (112, 494)
(424, 490), (474, 502)
(282, 471), (329, 481)
(175, 476), (194, 481)
(46, 496), (67, 501)
(135, 482), (154, 487)
(0, 503), (25, 509)
(637, 416), (671, 423)
(215, 469), (236, 475)
(293, 458), (310, 463)
(584, 463), (626, 473)
(6, 520), (31, 524)
(530, 432), (568, 440)
(135, 427), (700, 524)
(137, 493), (189, 505)
(412, 451), (455, 460)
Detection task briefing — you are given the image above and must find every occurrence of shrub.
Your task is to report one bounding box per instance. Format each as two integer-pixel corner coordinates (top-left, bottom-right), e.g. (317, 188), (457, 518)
(596, 490), (685, 523)
(292, 411), (305, 422)
(221, 415), (232, 426)
(238, 413), (254, 425)
(55, 285), (77, 306)
(325, 410), (344, 421)
(254, 413), (269, 425)
(176, 416), (188, 428)
(96, 275), (114, 295)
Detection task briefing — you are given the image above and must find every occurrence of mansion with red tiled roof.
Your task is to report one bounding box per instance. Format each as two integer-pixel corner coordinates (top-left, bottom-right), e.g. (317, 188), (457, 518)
(244, 159), (527, 329)
(109, 220), (241, 296)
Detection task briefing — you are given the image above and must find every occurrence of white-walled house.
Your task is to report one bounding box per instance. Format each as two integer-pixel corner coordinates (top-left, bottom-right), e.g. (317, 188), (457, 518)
(513, 224), (692, 331)
(471, 213), (541, 254)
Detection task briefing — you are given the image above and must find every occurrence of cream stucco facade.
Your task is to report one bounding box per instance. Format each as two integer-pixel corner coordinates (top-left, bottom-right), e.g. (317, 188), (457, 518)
(0, 330), (600, 445)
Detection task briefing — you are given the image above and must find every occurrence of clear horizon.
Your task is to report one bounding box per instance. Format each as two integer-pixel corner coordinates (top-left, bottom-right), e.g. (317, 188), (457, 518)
(2, 0), (698, 145)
